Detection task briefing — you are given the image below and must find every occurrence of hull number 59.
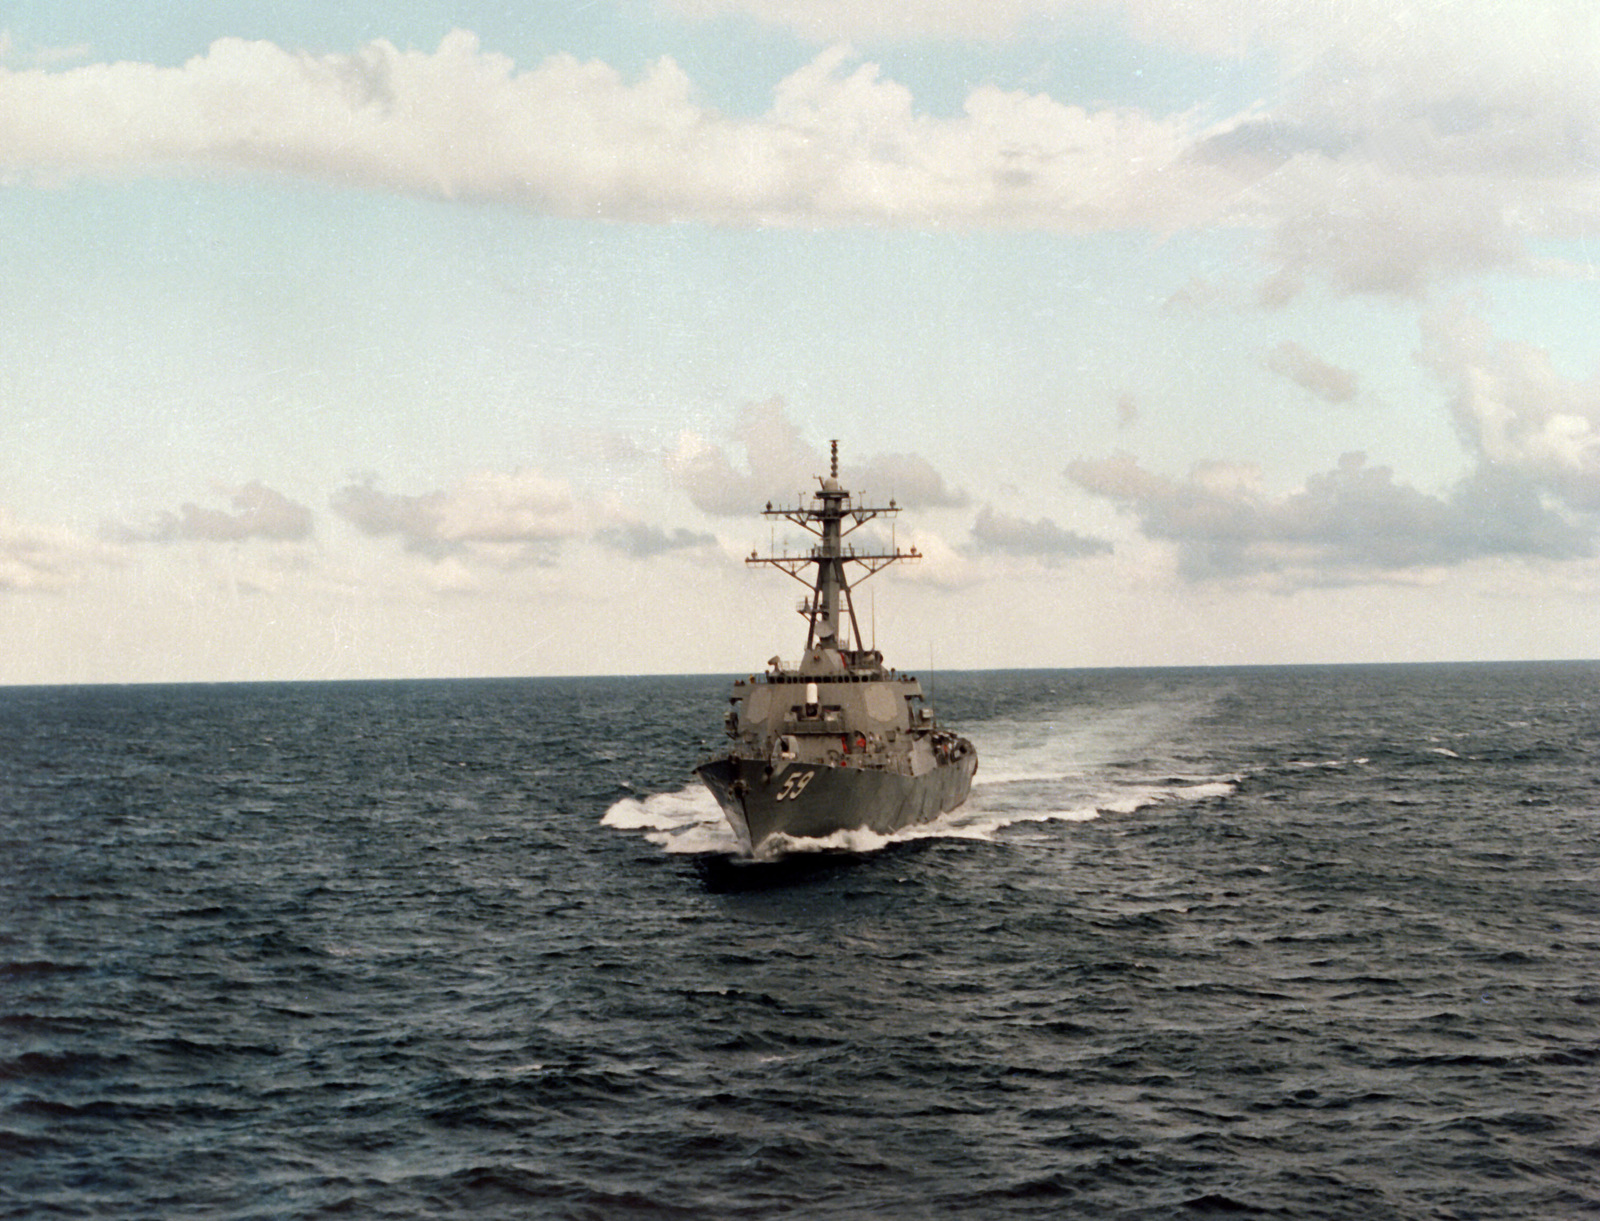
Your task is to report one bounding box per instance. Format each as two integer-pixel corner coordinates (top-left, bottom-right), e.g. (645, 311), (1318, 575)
(774, 769), (816, 801)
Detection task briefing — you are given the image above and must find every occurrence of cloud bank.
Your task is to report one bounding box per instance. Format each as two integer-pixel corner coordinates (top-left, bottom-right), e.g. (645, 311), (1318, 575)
(668, 399), (967, 516)
(2, 4), (1593, 299)
(127, 482), (315, 544)
(1067, 449), (1591, 585)
(1421, 304), (1600, 514)
(0, 34), (1219, 231)
(0, 510), (116, 592)
(1064, 298), (1600, 590)
(1265, 341), (1358, 404)
(969, 505), (1112, 563)
(596, 522), (719, 558)
(330, 470), (580, 562)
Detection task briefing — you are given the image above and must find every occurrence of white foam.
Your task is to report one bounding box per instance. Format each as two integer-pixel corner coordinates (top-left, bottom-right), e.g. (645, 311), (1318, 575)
(759, 826), (896, 857)
(1169, 779), (1238, 801)
(945, 798), (1102, 838)
(602, 690), (1240, 859)
(602, 787), (740, 853)
(599, 798), (669, 831)
(654, 819), (742, 855)
(602, 774), (1234, 859)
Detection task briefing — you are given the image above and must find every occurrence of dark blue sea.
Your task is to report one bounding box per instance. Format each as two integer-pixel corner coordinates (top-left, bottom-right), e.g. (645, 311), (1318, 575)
(3, 664), (1598, 1219)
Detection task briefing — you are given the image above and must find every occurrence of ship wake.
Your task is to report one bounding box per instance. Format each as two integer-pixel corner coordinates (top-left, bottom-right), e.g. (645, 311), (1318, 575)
(603, 757), (1236, 860)
(604, 682), (1238, 859)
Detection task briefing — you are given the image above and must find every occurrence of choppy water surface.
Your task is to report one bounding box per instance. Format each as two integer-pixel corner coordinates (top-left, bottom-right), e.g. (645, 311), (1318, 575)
(3, 665), (1598, 1218)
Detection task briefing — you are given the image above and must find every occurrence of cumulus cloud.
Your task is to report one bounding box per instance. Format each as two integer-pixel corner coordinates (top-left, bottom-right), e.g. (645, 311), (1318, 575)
(1070, 304), (1600, 586)
(114, 481), (314, 544)
(668, 399), (965, 515)
(330, 469), (580, 562)
(668, 400), (821, 516)
(0, 32), (1234, 231)
(852, 452), (967, 508)
(1265, 340), (1358, 404)
(1250, 173), (1526, 302)
(1419, 304), (1600, 512)
(968, 505), (1111, 563)
(595, 521), (718, 557)
(3, 4), (1596, 298)
(891, 526), (980, 590)
(1204, 0), (1600, 298)
(0, 509), (118, 592)
(1066, 450), (1590, 583)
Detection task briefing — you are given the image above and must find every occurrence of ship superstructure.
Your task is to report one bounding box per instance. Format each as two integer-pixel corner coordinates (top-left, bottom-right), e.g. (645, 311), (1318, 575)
(695, 442), (977, 854)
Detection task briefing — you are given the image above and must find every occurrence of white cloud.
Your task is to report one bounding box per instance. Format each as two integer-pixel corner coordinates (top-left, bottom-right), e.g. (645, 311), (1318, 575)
(1419, 304), (1600, 511)
(116, 481), (315, 544)
(667, 399), (966, 518)
(968, 504), (1112, 563)
(1246, 164), (1529, 301)
(5, 12), (1598, 298)
(0, 32), (1228, 230)
(852, 452), (967, 508)
(1265, 340), (1358, 404)
(668, 399), (822, 516)
(595, 521), (719, 557)
(330, 469), (581, 562)
(1065, 449), (1591, 583)
(0, 509), (119, 592)
(893, 525), (980, 589)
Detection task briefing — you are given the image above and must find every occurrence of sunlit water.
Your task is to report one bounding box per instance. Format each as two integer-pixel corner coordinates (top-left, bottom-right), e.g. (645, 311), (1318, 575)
(3, 665), (1598, 1218)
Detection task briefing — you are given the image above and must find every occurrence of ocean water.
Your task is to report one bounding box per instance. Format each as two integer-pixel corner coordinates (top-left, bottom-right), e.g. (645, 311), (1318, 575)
(2, 664), (1597, 1219)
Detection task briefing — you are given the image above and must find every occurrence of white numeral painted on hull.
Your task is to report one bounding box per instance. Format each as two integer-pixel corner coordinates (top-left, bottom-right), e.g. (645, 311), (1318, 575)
(774, 769), (815, 801)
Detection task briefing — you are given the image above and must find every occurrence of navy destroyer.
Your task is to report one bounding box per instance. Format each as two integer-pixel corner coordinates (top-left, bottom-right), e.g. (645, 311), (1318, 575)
(696, 441), (977, 854)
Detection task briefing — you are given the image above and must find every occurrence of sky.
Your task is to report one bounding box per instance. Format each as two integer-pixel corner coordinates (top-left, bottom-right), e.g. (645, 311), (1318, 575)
(5, 0), (1600, 683)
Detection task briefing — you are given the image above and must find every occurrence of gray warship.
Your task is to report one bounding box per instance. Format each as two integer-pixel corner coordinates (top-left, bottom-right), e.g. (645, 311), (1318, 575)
(696, 441), (977, 854)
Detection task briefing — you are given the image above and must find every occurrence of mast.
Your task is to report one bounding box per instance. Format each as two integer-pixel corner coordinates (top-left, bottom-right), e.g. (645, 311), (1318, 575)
(747, 440), (920, 657)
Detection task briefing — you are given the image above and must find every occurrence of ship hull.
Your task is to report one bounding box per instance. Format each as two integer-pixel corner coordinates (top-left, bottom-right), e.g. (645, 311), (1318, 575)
(695, 752), (977, 855)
